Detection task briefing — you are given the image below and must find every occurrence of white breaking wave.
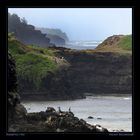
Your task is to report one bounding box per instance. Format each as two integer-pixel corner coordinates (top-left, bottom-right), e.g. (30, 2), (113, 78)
(64, 40), (103, 50)
(123, 97), (131, 100)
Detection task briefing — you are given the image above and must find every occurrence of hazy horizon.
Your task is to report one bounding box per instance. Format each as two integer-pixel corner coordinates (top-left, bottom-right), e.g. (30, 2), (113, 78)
(8, 8), (132, 41)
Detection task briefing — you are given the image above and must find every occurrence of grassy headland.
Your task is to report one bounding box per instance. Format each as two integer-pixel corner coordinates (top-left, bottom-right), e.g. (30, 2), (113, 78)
(83, 35), (132, 54)
(8, 33), (69, 89)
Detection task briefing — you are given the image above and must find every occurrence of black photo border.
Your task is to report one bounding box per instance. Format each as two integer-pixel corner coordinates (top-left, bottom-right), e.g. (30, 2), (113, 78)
(0, 0), (138, 138)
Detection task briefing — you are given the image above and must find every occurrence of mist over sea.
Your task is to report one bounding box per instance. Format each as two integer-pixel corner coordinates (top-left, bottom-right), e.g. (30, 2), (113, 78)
(62, 40), (102, 50)
(22, 94), (132, 132)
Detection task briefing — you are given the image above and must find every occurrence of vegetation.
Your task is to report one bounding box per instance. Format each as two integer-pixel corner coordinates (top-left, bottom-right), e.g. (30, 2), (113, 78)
(8, 13), (52, 47)
(117, 35), (132, 50)
(92, 35), (132, 54)
(8, 33), (66, 89)
(36, 27), (69, 42)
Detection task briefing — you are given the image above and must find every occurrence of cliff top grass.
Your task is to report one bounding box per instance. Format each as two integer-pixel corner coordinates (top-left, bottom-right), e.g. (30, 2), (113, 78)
(8, 33), (69, 89)
(117, 35), (132, 50)
(82, 35), (132, 55)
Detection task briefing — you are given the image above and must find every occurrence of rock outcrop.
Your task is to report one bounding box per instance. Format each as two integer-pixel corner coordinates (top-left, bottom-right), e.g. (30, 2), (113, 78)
(9, 106), (108, 132)
(46, 34), (65, 45)
(8, 52), (27, 129)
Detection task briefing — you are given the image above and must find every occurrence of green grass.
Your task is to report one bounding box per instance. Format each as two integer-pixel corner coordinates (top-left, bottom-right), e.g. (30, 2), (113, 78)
(117, 35), (132, 50)
(92, 34), (132, 54)
(8, 33), (60, 89)
(15, 52), (57, 88)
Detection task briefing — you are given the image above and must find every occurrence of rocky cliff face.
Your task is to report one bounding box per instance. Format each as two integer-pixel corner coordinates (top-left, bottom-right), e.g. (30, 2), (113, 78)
(59, 50), (132, 94)
(19, 69), (86, 101)
(20, 48), (132, 101)
(8, 52), (27, 129)
(46, 34), (65, 45)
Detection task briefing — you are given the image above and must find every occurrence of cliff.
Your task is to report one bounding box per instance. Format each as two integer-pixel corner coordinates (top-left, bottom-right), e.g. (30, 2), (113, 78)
(8, 13), (53, 47)
(46, 34), (65, 45)
(8, 53), (108, 132)
(8, 52), (27, 128)
(56, 49), (132, 94)
(36, 27), (69, 42)
(55, 35), (132, 94)
(8, 34), (132, 101)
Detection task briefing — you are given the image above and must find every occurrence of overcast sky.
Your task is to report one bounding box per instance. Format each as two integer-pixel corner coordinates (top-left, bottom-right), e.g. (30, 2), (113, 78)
(8, 8), (132, 41)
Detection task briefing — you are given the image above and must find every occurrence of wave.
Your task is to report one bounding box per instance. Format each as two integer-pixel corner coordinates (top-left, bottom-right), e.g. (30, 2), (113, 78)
(123, 97), (131, 100)
(65, 40), (102, 50)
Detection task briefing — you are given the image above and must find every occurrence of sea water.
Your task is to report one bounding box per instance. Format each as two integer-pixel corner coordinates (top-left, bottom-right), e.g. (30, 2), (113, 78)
(22, 94), (132, 132)
(62, 40), (102, 50)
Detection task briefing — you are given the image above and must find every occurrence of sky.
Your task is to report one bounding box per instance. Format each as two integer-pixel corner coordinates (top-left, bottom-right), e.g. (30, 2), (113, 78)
(8, 8), (132, 41)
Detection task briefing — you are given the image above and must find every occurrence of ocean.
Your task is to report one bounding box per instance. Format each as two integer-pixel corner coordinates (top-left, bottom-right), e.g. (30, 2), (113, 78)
(22, 94), (132, 132)
(62, 40), (102, 50)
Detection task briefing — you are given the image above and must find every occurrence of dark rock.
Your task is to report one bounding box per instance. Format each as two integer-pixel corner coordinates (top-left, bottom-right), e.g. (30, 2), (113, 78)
(9, 106), (109, 132)
(95, 124), (107, 132)
(46, 107), (56, 113)
(97, 117), (102, 120)
(88, 116), (94, 119)
(8, 52), (27, 129)
(8, 52), (17, 93)
(46, 34), (66, 45)
(80, 119), (86, 125)
(95, 124), (101, 127)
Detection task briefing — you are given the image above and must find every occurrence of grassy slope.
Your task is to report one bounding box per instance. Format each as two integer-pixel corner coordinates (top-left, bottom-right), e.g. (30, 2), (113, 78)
(117, 35), (132, 50)
(85, 35), (132, 54)
(8, 33), (68, 89)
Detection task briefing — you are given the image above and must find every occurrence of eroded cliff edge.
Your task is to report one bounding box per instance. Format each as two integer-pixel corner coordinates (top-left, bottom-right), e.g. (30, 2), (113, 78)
(56, 48), (132, 95)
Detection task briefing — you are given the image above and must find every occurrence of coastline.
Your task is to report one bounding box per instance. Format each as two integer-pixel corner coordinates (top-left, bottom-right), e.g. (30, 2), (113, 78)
(21, 94), (132, 132)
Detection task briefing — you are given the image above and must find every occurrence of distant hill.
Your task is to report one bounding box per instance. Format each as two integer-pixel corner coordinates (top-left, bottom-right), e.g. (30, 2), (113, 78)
(46, 34), (65, 45)
(95, 35), (132, 53)
(36, 27), (69, 43)
(8, 13), (53, 47)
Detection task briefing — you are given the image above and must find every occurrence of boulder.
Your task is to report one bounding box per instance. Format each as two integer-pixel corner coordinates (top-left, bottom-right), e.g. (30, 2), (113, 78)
(97, 117), (102, 120)
(88, 116), (94, 119)
(46, 107), (56, 113)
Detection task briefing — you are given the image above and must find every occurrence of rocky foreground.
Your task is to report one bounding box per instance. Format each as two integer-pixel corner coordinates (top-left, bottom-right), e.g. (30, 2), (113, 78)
(8, 106), (108, 132)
